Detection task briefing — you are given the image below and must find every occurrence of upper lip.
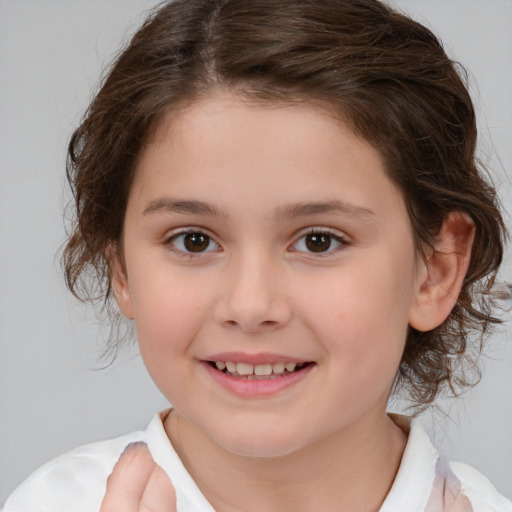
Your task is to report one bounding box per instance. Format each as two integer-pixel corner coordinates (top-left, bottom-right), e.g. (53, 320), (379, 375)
(203, 352), (312, 365)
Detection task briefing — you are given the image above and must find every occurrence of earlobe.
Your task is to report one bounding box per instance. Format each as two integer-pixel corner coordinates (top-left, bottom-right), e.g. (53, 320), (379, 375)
(409, 212), (475, 332)
(107, 243), (135, 320)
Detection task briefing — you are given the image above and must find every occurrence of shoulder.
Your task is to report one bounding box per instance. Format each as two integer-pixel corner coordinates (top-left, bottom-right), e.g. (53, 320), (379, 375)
(449, 461), (512, 512)
(3, 429), (145, 512)
(382, 415), (512, 512)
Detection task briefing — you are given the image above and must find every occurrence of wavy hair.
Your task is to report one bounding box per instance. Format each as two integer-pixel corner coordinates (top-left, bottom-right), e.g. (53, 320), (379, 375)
(63, 0), (507, 409)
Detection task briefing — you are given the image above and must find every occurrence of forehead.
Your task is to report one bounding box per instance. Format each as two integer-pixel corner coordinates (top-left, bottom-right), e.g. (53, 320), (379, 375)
(131, 93), (407, 223)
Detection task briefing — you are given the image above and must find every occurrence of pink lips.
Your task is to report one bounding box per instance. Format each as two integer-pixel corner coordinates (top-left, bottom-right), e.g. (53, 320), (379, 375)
(201, 356), (314, 398)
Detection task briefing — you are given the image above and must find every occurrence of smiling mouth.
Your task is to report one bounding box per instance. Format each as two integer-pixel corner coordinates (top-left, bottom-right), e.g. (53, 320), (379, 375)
(207, 361), (312, 379)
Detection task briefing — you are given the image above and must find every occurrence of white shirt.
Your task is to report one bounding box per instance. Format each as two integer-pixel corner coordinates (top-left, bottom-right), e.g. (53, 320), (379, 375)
(4, 411), (511, 512)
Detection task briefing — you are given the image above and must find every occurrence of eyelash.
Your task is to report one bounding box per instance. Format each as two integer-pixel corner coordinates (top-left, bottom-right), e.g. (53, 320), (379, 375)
(165, 229), (221, 257)
(289, 228), (350, 256)
(164, 227), (350, 257)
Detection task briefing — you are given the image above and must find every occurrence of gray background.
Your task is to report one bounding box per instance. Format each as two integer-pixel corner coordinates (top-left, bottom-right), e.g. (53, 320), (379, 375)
(1, 0), (511, 504)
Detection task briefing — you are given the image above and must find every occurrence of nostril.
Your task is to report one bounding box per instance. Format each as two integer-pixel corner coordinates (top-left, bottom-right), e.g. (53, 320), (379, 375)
(222, 319), (279, 330)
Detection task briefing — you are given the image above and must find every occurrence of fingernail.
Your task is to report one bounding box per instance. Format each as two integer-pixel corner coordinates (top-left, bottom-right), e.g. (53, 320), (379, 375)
(120, 441), (147, 457)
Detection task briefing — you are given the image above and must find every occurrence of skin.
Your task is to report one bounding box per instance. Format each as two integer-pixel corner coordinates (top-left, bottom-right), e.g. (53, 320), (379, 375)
(106, 93), (474, 511)
(100, 443), (176, 512)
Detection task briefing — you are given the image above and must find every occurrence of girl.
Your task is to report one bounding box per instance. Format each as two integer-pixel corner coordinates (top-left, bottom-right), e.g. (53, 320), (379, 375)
(3, 0), (511, 510)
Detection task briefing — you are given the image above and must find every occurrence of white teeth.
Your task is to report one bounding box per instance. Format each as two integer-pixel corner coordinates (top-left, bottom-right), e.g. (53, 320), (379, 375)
(272, 362), (285, 374)
(214, 360), (305, 376)
(236, 362), (254, 375)
(285, 363), (297, 372)
(225, 361), (237, 373)
(254, 363), (272, 376)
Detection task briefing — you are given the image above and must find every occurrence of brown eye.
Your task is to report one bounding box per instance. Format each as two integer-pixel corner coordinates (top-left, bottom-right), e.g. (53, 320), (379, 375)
(304, 233), (333, 252)
(169, 231), (219, 254)
(183, 233), (210, 252)
(291, 230), (347, 255)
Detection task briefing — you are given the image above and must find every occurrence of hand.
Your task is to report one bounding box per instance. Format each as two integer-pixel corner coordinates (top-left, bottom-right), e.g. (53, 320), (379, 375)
(100, 442), (177, 512)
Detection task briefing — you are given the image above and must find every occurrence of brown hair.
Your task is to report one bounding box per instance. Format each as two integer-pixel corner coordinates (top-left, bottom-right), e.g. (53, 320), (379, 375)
(63, 0), (507, 409)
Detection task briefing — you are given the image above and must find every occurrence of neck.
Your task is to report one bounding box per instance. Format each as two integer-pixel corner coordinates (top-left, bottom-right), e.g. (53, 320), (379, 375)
(165, 409), (407, 512)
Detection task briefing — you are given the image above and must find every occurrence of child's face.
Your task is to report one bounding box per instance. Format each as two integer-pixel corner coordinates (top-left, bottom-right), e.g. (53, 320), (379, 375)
(114, 93), (425, 457)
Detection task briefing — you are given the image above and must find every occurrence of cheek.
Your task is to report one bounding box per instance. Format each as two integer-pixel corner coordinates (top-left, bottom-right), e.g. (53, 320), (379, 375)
(299, 254), (415, 375)
(129, 270), (214, 363)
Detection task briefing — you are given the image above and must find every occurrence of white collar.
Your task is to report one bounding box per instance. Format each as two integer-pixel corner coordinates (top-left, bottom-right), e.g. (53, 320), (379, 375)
(146, 410), (217, 512)
(379, 415), (439, 512)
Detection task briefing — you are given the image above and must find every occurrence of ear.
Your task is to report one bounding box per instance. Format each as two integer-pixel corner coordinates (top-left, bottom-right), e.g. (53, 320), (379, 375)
(107, 243), (134, 320)
(409, 212), (475, 332)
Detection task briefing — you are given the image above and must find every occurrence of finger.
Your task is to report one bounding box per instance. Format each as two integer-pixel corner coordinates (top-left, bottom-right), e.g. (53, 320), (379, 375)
(140, 463), (177, 512)
(100, 442), (155, 512)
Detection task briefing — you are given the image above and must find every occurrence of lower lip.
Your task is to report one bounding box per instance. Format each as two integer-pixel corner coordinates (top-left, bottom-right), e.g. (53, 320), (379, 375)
(202, 362), (314, 397)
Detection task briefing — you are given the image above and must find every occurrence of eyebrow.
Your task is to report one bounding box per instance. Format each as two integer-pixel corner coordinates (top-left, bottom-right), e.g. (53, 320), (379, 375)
(143, 198), (375, 221)
(143, 199), (227, 218)
(275, 200), (376, 221)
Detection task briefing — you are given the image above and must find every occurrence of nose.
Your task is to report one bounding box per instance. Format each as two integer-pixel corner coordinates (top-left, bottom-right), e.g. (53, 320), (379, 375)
(213, 250), (292, 333)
